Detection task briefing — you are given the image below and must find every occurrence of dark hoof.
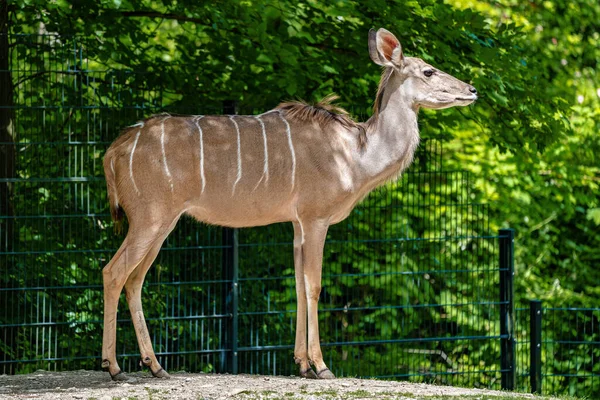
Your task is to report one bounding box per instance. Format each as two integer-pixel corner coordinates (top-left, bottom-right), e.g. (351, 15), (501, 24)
(317, 368), (335, 379)
(151, 368), (171, 379)
(300, 367), (318, 379)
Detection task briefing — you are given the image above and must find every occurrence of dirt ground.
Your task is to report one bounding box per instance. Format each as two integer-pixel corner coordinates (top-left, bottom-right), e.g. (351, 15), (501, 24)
(0, 370), (544, 400)
(0, 371), (544, 400)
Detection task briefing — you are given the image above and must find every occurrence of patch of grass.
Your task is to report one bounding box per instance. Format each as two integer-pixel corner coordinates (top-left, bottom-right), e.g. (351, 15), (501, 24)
(378, 391), (408, 398)
(230, 392), (253, 399)
(347, 389), (371, 397)
(144, 387), (167, 400)
(311, 388), (339, 396)
(397, 396), (560, 400)
(231, 390), (285, 399)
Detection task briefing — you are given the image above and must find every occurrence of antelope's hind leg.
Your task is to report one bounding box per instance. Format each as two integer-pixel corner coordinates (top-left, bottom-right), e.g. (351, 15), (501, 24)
(101, 216), (178, 381)
(123, 215), (181, 379)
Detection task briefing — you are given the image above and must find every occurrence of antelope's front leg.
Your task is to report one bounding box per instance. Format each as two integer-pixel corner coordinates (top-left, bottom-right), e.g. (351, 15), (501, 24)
(293, 222), (317, 379)
(302, 219), (335, 379)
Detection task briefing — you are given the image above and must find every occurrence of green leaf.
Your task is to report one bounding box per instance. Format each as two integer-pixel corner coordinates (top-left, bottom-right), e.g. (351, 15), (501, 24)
(586, 208), (600, 225)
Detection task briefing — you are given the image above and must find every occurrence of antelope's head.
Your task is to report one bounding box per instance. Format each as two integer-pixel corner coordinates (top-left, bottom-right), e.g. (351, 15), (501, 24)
(369, 28), (477, 110)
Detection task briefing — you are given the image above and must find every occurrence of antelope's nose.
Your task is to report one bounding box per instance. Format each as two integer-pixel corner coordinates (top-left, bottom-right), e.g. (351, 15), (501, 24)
(468, 85), (477, 95)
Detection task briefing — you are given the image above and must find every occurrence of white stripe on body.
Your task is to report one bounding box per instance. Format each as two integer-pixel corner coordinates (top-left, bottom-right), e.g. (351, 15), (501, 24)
(110, 157), (119, 208)
(194, 116), (206, 194)
(229, 116), (243, 196)
(295, 211), (305, 246)
(253, 115), (269, 191)
(129, 124), (143, 195)
(277, 111), (296, 191)
(257, 110), (278, 117)
(160, 116), (174, 192)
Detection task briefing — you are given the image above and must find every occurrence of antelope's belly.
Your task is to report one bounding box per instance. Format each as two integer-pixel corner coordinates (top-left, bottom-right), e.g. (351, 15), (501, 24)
(184, 195), (294, 228)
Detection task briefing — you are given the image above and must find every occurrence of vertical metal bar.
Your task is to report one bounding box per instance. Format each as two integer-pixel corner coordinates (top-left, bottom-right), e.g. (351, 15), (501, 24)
(231, 228), (239, 374)
(221, 100), (239, 374)
(221, 229), (233, 369)
(499, 228), (515, 390)
(530, 300), (542, 394)
(223, 100), (237, 115)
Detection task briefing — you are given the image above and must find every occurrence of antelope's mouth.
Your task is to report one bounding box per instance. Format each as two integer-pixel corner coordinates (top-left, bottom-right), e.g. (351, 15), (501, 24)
(455, 95), (478, 101)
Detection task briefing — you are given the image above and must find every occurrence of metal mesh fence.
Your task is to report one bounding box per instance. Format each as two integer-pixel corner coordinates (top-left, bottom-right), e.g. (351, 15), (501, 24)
(516, 305), (600, 397)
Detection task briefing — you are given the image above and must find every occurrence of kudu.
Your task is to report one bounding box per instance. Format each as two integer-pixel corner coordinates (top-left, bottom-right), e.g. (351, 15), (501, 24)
(101, 28), (477, 381)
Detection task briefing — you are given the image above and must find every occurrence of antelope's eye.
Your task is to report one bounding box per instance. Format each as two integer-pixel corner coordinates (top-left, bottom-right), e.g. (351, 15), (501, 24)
(424, 69), (434, 77)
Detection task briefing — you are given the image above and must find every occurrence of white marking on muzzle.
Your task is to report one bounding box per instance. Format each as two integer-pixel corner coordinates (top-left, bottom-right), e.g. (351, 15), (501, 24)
(229, 116), (243, 196)
(194, 116), (206, 194)
(253, 115), (269, 191)
(277, 111), (296, 191)
(160, 116), (173, 192)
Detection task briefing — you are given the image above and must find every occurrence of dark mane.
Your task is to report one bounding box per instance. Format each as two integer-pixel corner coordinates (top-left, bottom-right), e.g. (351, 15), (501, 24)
(367, 67), (394, 130)
(373, 67), (393, 116)
(277, 94), (367, 148)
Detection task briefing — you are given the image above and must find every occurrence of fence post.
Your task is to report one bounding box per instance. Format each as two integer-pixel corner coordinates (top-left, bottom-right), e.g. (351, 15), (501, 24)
(226, 228), (239, 375)
(222, 100), (239, 374)
(499, 228), (515, 390)
(530, 300), (542, 394)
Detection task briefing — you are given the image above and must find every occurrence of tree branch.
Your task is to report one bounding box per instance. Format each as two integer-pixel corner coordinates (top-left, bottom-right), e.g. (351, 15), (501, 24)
(14, 70), (52, 87)
(120, 10), (359, 56)
(120, 11), (205, 25)
(305, 42), (359, 56)
(119, 10), (248, 43)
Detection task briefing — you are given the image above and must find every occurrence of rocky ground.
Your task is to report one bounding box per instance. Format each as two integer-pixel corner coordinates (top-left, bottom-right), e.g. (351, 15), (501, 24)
(0, 370), (545, 399)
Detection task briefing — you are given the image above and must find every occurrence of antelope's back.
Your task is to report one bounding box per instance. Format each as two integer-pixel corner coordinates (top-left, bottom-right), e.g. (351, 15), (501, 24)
(105, 111), (359, 226)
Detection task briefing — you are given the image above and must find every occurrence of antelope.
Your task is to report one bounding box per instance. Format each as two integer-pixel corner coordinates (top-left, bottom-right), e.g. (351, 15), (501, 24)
(101, 28), (477, 381)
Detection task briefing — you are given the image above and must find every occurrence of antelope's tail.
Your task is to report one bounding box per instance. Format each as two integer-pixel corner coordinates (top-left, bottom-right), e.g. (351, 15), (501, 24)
(103, 149), (124, 233)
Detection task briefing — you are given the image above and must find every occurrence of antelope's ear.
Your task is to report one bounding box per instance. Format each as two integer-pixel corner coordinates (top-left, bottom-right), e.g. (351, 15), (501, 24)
(368, 28), (403, 67)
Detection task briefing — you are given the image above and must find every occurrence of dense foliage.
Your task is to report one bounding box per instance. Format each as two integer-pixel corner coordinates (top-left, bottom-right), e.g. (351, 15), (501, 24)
(1, 0), (598, 396)
(444, 0), (600, 308)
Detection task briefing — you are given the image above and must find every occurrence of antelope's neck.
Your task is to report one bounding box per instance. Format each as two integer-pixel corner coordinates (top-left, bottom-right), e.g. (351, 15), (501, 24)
(358, 80), (420, 187)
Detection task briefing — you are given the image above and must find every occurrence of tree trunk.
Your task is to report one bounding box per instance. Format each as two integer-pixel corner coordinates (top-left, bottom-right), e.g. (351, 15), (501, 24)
(0, 0), (16, 374)
(0, 0), (15, 253)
